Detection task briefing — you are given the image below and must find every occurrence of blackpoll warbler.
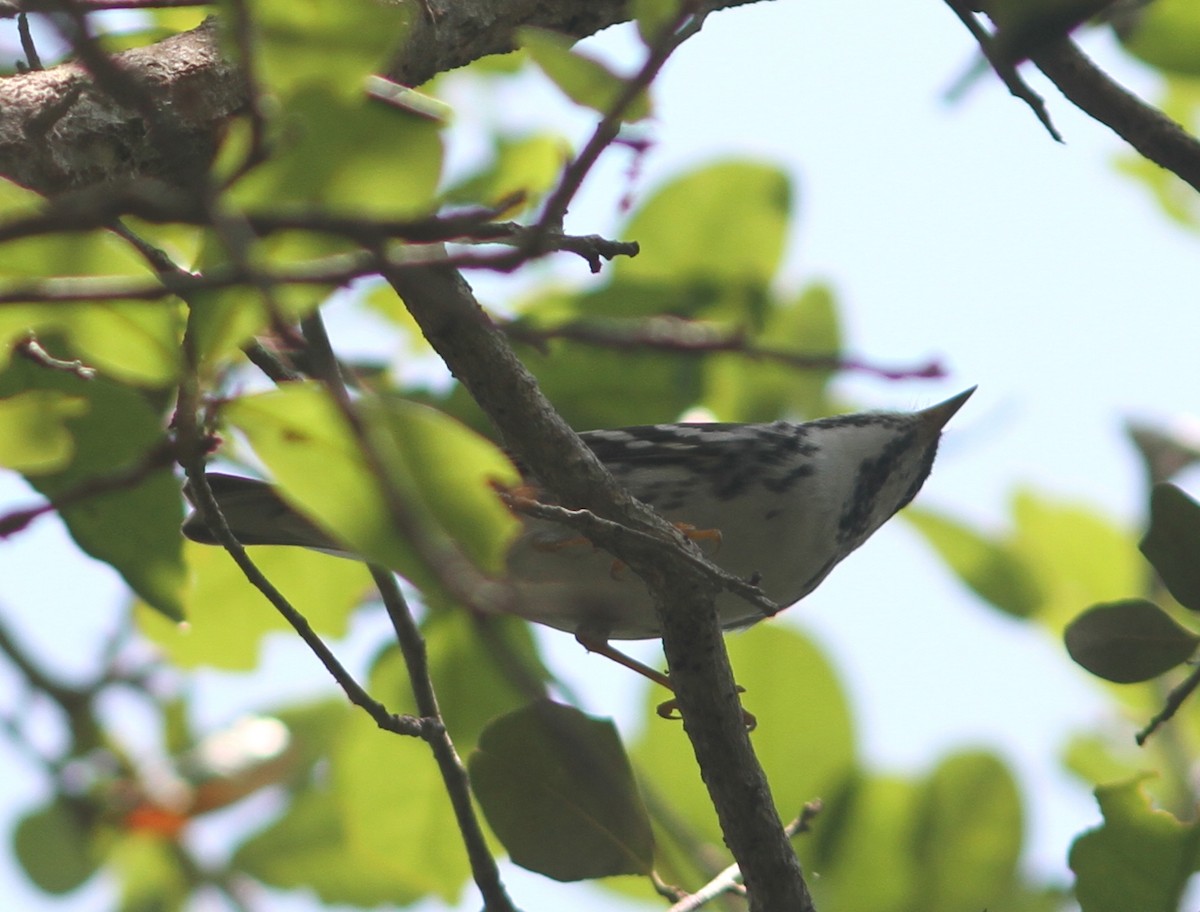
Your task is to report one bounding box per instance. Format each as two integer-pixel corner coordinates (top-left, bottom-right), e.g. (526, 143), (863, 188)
(183, 389), (972, 682)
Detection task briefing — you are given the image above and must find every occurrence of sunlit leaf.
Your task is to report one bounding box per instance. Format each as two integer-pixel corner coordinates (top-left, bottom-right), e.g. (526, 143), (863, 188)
(906, 506), (1043, 619)
(228, 87), (443, 217)
(0, 362), (184, 618)
(1140, 482), (1200, 611)
(615, 161), (791, 324)
(224, 384), (521, 591)
(1118, 0), (1200, 78)
(137, 542), (370, 670)
(1070, 775), (1200, 912)
(225, 0), (409, 98)
(0, 391), (88, 473)
(913, 751), (1023, 912)
(1064, 599), (1199, 684)
(470, 700), (654, 881)
(332, 708), (470, 901)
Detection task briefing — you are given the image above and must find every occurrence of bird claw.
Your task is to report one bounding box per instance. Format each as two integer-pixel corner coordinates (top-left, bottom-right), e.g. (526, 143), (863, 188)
(656, 687), (757, 731)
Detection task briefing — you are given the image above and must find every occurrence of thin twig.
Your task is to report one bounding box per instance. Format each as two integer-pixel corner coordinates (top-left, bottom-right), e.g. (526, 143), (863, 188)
(943, 0), (1063, 142)
(504, 318), (945, 381)
(182, 464), (424, 736)
(13, 332), (96, 378)
(370, 569), (520, 912)
(1137, 664), (1200, 745)
(501, 492), (779, 620)
(17, 12), (42, 70)
(666, 801), (823, 912)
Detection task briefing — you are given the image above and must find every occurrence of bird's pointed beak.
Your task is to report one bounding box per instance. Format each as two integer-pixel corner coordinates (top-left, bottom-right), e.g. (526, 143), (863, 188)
(919, 386), (976, 431)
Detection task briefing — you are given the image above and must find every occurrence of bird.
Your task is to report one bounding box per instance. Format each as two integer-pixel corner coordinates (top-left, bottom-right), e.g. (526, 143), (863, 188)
(182, 388), (973, 703)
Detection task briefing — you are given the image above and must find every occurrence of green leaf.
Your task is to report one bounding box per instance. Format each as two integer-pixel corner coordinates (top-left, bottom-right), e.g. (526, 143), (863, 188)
(136, 542), (370, 670)
(806, 772), (921, 910)
(1064, 599), (1200, 683)
(913, 752), (1023, 912)
(442, 132), (569, 211)
(701, 283), (841, 422)
(1118, 0), (1200, 78)
(906, 506), (1043, 619)
(1141, 482), (1200, 611)
(1009, 489), (1142, 632)
(107, 831), (190, 912)
(0, 362), (185, 618)
(226, 0), (410, 98)
(235, 786), (426, 906)
(0, 391), (88, 473)
(634, 0), (684, 45)
(224, 384), (521, 589)
(469, 700), (654, 881)
(13, 799), (97, 894)
(1070, 775), (1200, 912)
(332, 709), (471, 901)
(616, 161), (792, 300)
(228, 86), (443, 217)
(519, 28), (651, 121)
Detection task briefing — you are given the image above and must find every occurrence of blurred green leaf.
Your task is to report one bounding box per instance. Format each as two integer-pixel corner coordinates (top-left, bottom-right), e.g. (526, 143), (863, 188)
(229, 86), (443, 217)
(1070, 775), (1200, 912)
(227, 0), (409, 98)
(13, 799), (97, 894)
(702, 283), (840, 422)
(806, 771), (921, 910)
(1064, 599), (1199, 684)
(442, 132), (569, 211)
(225, 384), (521, 588)
(1010, 489), (1141, 633)
(634, 0), (684, 45)
(0, 362), (184, 618)
(137, 542), (370, 670)
(0, 391), (88, 474)
(1141, 482), (1200, 611)
(913, 751), (1023, 912)
(906, 506), (1043, 619)
(333, 708), (470, 901)
(470, 700), (654, 881)
(519, 28), (651, 121)
(234, 786), (424, 906)
(108, 832), (189, 912)
(514, 331), (704, 428)
(616, 160), (791, 298)
(1117, 0), (1200, 78)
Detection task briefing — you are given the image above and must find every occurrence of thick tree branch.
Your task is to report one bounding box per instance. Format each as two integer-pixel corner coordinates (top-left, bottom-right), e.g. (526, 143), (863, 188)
(385, 258), (815, 912)
(1033, 39), (1200, 194)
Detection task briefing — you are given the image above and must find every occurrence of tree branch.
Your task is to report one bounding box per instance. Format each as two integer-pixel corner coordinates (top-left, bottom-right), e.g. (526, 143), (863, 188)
(385, 257), (815, 912)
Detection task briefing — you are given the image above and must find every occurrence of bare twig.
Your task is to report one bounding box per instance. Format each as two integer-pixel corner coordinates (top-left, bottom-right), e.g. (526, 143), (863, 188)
(13, 332), (96, 379)
(504, 317), (946, 381)
(943, 0), (1063, 142)
(1033, 39), (1200, 194)
(501, 492), (779, 620)
(1137, 664), (1200, 745)
(17, 12), (42, 70)
(667, 801), (824, 912)
(370, 569), (520, 912)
